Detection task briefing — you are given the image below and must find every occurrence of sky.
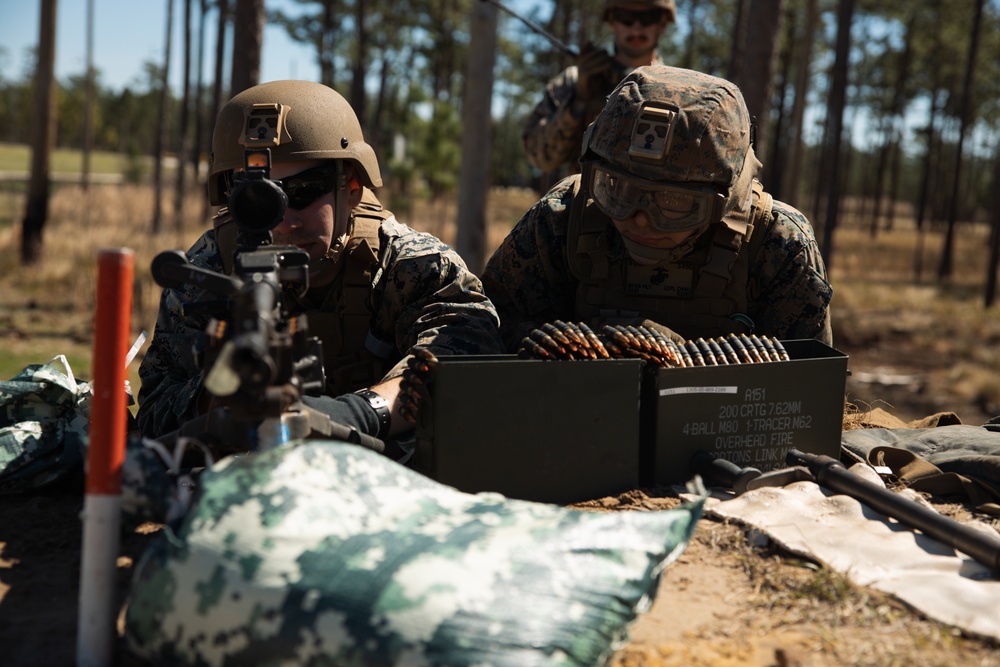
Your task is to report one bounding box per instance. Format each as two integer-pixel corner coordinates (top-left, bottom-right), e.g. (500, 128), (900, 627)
(0, 1), (322, 93)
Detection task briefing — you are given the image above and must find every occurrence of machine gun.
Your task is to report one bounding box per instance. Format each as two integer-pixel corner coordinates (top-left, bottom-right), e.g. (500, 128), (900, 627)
(692, 449), (1000, 572)
(150, 148), (385, 455)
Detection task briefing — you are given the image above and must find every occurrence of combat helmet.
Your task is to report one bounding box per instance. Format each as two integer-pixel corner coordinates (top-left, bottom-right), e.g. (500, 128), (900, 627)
(601, 0), (677, 23)
(208, 80), (382, 206)
(580, 65), (760, 240)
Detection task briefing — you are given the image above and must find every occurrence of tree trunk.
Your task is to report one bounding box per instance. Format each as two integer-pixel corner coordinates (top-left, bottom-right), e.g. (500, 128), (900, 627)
(764, 3), (795, 197)
(82, 0), (94, 192)
(351, 0), (369, 127)
(682, 0), (703, 71)
(818, 0), (855, 271)
(230, 0), (264, 95)
(206, 0), (230, 222)
(938, 0), (985, 280)
(153, 0), (174, 234)
(985, 147), (1000, 307)
(734, 0), (784, 164)
(320, 0), (336, 88)
(174, 0), (193, 231)
(782, 0), (818, 210)
(211, 0), (230, 127)
(192, 0), (207, 186)
(455, 0), (497, 273)
(21, 0), (58, 265)
(726, 0), (747, 82)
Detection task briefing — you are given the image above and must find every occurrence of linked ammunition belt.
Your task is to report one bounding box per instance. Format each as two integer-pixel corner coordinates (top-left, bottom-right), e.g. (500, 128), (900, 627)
(398, 323), (790, 425)
(517, 321), (790, 367)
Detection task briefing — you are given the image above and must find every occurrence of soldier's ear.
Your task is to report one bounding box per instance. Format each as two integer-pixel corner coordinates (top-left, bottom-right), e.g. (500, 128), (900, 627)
(348, 176), (363, 207)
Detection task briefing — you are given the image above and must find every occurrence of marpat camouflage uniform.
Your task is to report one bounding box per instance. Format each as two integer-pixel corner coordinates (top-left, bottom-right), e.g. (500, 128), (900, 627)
(522, 59), (633, 174)
(138, 211), (504, 440)
(481, 174), (833, 350)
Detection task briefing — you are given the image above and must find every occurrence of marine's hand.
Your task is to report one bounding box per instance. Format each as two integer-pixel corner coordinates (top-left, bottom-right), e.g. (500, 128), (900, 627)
(637, 319), (685, 344)
(575, 43), (615, 102)
(604, 317), (685, 344)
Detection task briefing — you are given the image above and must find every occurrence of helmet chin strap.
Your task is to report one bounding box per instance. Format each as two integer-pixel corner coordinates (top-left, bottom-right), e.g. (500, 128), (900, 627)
(306, 162), (352, 285)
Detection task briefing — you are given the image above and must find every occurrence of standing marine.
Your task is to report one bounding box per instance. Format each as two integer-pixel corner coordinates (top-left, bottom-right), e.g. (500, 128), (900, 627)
(523, 0), (676, 175)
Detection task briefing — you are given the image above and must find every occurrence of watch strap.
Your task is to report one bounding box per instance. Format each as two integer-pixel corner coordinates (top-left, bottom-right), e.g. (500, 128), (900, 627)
(354, 388), (391, 439)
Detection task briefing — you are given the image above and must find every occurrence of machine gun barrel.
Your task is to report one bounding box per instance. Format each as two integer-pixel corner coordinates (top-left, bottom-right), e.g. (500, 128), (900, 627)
(786, 449), (1000, 572)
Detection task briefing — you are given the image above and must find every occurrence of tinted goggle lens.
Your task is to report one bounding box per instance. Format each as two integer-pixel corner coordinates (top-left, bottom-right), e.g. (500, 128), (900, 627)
(589, 164), (725, 232)
(276, 165), (338, 210)
(610, 8), (665, 27)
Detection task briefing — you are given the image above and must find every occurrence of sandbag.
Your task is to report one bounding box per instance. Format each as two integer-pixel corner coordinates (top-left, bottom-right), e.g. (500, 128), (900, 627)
(123, 440), (703, 666)
(0, 356), (91, 492)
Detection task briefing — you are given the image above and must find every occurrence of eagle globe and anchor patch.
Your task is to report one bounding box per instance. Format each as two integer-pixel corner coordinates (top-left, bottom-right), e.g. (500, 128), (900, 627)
(624, 260), (695, 298)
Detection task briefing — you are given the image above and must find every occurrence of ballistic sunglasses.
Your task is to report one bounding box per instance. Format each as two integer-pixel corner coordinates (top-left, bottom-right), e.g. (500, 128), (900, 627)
(586, 162), (726, 233)
(609, 8), (666, 27)
(274, 163), (340, 210)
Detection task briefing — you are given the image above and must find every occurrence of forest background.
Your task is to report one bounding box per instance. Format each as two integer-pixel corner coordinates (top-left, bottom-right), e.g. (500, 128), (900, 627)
(3, 0), (999, 270)
(2, 0), (1000, 419)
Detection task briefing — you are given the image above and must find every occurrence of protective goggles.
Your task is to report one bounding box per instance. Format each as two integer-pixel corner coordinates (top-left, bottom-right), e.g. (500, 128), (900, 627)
(586, 162), (727, 232)
(274, 163), (340, 210)
(609, 8), (666, 27)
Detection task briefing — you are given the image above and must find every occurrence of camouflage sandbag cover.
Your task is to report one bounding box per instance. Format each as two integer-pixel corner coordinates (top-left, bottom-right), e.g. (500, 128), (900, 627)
(0, 356), (91, 492)
(123, 441), (703, 666)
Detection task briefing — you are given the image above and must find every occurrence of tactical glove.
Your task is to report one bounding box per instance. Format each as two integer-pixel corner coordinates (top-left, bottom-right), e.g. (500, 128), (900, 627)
(604, 317), (686, 344)
(640, 319), (686, 344)
(575, 43), (615, 103)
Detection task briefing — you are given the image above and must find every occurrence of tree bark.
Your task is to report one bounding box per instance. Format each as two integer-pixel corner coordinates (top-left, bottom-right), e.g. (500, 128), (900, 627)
(726, 0), (747, 82)
(455, 0), (498, 273)
(206, 0), (230, 222)
(782, 0), (818, 210)
(230, 0), (264, 95)
(82, 0), (94, 191)
(21, 0), (58, 265)
(818, 0), (855, 271)
(193, 0), (207, 186)
(350, 0), (369, 127)
(152, 0), (174, 234)
(734, 0), (784, 164)
(174, 0), (193, 231)
(938, 0), (985, 280)
(985, 147), (1000, 307)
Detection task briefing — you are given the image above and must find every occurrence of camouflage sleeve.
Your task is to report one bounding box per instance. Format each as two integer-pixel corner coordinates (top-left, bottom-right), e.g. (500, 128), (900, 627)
(136, 232), (221, 439)
(481, 178), (581, 351)
(370, 222), (506, 380)
(522, 67), (589, 173)
(749, 201), (834, 345)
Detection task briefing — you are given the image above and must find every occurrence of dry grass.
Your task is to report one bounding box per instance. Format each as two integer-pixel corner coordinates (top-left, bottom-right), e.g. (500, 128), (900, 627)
(4, 184), (998, 424)
(3, 185), (1000, 665)
(0, 184), (536, 382)
(826, 214), (1000, 424)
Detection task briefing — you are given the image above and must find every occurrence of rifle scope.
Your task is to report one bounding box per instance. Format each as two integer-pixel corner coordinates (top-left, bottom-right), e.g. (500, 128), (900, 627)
(227, 148), (288, 235)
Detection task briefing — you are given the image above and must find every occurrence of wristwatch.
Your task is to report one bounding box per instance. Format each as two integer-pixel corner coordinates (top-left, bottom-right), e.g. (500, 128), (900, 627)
(354, 388), (391, 439)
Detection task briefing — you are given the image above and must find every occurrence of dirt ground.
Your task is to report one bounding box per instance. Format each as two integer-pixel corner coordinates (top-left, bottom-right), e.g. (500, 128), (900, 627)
(3, 189), (1000, 664)
(1, 440), (999, 666)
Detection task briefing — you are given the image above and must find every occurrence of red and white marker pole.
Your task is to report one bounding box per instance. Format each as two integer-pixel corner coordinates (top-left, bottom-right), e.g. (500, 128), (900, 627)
(77, 248), (134, 667)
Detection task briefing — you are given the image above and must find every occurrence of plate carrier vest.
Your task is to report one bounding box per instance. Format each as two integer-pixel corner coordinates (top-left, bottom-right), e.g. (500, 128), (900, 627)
(213, 189), (394, 395)
(566, 178), (774, 340)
